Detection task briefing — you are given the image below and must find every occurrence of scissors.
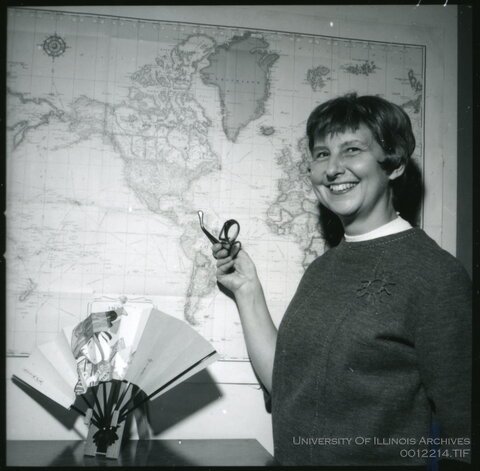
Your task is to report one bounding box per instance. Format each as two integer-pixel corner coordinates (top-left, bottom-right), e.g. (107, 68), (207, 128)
(197, 210), (241, 259)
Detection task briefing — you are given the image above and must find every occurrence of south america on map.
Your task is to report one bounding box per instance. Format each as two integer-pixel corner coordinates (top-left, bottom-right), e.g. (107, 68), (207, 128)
(7, 9), (425, 360)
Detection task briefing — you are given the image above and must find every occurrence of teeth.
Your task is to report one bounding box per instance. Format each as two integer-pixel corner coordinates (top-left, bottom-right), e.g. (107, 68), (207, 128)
(329, 183), (357, 192)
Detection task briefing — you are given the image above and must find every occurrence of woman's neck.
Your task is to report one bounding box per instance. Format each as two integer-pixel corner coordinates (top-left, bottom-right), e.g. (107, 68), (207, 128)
(342, 205), (399, 237)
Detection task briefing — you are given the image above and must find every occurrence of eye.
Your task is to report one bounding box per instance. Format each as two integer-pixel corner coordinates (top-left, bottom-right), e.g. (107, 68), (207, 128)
(345, 147), (361, 155)
(313, 151), (329, 160)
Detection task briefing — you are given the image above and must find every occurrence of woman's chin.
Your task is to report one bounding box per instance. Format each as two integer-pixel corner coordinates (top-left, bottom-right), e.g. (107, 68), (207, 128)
(323, 203), (358, 221)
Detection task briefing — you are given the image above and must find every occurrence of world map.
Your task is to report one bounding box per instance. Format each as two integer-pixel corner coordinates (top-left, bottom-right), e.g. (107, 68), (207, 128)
(7, 8), (425, 360)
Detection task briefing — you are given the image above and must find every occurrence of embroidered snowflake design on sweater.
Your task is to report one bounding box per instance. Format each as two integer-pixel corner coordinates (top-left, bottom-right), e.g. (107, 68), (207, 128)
(356, 269), (396, 304)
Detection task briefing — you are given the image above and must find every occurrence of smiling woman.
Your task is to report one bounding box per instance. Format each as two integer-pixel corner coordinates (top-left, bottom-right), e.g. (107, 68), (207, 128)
(306, 94), (413, 237)
(211, 93), (471, 466)
(309, 124), (404, 236)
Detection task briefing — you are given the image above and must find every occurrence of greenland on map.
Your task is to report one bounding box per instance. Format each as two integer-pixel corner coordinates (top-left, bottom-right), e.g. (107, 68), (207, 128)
(6, 8), (425, 359)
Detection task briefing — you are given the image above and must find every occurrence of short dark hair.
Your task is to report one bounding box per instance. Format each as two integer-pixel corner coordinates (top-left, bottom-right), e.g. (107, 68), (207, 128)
(306, 93), (416, 173)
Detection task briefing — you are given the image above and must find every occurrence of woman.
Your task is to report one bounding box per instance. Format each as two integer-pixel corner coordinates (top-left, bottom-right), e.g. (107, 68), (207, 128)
(212, 93), (471, 466)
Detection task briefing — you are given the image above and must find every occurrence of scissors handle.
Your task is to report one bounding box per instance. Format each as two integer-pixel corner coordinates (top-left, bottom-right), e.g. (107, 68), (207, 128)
(198, 210), (241, 259)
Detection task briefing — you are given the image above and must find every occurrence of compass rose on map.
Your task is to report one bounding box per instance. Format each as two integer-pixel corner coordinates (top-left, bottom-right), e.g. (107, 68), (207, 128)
(41, 34), (67, 58)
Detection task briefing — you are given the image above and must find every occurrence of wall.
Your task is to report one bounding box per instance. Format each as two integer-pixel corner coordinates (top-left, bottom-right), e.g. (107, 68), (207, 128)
(7, 4), (459, 457)
(456, 5), (473, 277)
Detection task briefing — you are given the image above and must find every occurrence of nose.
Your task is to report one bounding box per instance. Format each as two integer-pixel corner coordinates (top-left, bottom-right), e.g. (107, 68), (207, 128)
(325, 153), (345, 181)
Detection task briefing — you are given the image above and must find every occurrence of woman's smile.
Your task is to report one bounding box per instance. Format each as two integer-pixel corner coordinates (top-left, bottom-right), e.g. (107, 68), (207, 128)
(327, 182), (359, 194)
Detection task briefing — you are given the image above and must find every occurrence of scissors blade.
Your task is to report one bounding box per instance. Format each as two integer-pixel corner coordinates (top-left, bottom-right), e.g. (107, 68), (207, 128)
(197, 210), (220, 244)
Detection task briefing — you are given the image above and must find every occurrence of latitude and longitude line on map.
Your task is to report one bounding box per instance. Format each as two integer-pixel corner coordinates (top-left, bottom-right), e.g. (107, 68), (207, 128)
(7, 8), (425, 363)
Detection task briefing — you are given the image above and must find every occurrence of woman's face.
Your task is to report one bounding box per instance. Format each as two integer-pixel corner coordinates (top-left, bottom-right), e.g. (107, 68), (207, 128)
(309, 123), (403, 235)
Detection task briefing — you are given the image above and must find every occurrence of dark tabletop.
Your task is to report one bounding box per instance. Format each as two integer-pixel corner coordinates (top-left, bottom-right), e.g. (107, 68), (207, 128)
(6, 439), (276, 467)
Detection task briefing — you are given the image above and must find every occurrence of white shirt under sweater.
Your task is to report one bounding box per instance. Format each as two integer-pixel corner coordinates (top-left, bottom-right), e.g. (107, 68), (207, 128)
(344, 215), (412, 242)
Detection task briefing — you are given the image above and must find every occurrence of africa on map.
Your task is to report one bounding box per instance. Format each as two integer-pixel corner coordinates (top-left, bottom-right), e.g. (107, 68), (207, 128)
(7, 8), (425, 360)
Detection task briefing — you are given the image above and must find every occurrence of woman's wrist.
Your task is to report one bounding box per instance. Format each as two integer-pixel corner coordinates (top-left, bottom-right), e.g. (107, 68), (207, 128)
(236, 275), (262, 298)
(234, 278), (268, 318)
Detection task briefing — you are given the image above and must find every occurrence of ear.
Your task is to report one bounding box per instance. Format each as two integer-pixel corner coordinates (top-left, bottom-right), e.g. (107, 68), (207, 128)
(388, 163), (405, 181)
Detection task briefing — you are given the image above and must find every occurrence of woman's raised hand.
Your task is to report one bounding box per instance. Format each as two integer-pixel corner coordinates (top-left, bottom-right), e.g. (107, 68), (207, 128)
(212, 243), (259, 296)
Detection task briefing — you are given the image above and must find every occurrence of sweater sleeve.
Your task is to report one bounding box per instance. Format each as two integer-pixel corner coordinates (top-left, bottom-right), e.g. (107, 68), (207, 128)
(414, 256), (471, 455)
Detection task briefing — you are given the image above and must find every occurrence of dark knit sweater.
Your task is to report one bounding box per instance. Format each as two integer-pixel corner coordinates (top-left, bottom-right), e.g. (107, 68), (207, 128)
(271, 228), (471, 466)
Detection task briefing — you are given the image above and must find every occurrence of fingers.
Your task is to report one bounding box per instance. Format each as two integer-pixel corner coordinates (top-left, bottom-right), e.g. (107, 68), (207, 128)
(216, 253), (232, 269)
(216, 258), (235, 275)
(229, 243), (241, 259)
(212, 243), (230, 259)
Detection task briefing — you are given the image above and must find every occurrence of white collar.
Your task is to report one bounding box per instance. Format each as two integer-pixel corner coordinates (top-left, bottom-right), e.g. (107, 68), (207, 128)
(344, 215), (412, 243)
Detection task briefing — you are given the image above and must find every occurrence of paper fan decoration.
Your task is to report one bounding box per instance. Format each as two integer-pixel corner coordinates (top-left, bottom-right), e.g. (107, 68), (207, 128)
(13, 303), (218, 458)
